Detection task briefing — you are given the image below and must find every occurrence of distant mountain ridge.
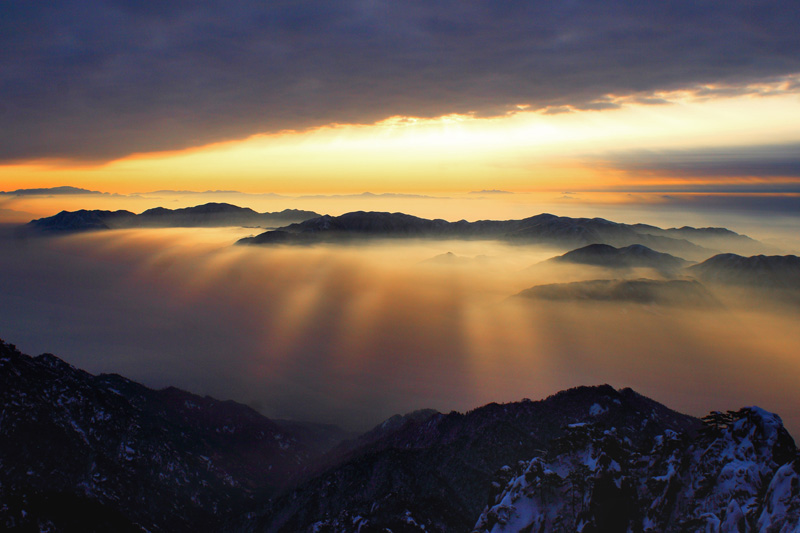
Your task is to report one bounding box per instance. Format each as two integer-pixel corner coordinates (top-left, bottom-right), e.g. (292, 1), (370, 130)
(547, 243), (691, 273)
(24, 203), (320, 233)
(631, 223), (770, 256)
(516, 279), (720, 307)
(23, 207), (774, 262)
(26, 209), (137, 233)
(520, 248), (800, 307)
(0, 186), (106, 196)
(687, 253), (800, 289)
(237, 211), (767, 260)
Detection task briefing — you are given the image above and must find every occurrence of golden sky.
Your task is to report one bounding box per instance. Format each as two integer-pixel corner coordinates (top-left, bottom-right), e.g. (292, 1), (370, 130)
(3, 87), (800, 196)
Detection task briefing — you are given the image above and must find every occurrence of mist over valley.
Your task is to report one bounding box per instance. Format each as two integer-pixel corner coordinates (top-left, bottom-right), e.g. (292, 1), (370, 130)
(3, 202), (799, 439)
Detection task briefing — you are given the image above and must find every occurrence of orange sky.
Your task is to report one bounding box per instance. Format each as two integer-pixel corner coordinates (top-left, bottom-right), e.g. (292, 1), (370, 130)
(3, 89), (800, 196)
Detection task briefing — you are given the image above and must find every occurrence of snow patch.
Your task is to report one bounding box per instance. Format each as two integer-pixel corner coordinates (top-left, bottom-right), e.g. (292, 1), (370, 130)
(589, 403), (608, 416)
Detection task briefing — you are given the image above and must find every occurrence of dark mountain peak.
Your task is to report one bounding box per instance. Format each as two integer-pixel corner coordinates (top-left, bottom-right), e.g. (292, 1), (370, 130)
(588, 216), (617, 226)
(377, 408), (440, 429)
(548, 243), (690, 272)
(688, 253), (800, 288)
(179, 202), (255, 214)
(236, 210), (755, 260)
(135, 202), (307, 227)
(697, 252), (747, 265)
(622, 243), (653, 253)
(24, 204), (320, 233)
(546, 383), (618, 402)
(275, 208), (318, 216)
(547, 243), (618, 263)
(139, 206), (170, 216)
(240, 211), (453, 244)
(0, 186), (103, 196)
(326, 408), (442, 462)
(520, 212), (558, 223)
(582, 242), (617, 253)
(632, 223), (772, 255)
(673, 225), (738, 235)
(26, 209), (136, 232)
(421, 251), (493, 266)
(302, 211), (445, 232)
(517, 278), (720, 307)
(700, 252), (800, 267)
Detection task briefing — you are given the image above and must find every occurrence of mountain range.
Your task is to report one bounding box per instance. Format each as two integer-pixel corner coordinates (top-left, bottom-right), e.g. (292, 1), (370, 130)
(539, 243), (692, 276)
(1, 338), (798, 532)
(20, 204), (800, 308)
(687, 253), (800, 289)
(235, 211), (771, 260)
(0, 186), (107, 196)
(22, 206), (780, 265)
(517, 244), (800, 307)
(24, 203), (321, 233)
(515, 279), (721, 308)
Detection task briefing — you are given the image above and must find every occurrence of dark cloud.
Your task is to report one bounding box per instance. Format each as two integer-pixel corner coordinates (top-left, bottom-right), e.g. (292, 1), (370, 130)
(600, 142), (800, 180)
(2, 0), (800, 162)
(601, 183), (800, 194)
(629, 96), (671, 105)
(573, 101), (623, 111)
(541, 106), (574, 115)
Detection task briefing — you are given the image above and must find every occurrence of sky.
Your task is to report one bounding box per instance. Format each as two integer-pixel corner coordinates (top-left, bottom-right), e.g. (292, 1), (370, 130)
(1, 0), (800, 202)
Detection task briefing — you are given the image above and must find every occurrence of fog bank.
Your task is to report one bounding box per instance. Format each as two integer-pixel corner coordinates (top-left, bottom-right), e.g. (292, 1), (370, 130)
(1, 226), (798, 434)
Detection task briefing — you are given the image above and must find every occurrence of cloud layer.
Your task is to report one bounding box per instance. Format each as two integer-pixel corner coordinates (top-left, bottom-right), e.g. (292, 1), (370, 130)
(2, 226), (800, 434)
(602, 143), (800, 180)
(2, 0), (800, 161)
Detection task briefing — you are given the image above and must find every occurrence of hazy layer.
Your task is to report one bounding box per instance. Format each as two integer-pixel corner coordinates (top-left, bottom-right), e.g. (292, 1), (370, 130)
(4, 191), (800, 253)
(1, 224), (798, 435)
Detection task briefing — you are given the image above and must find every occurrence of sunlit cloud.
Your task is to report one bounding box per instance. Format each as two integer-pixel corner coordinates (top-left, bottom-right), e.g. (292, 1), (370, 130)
(3, 1), (800, 163)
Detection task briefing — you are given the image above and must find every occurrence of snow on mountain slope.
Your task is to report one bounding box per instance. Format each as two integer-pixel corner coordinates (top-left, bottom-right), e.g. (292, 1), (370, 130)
(475, 407), (799, 532)
(0, 339), (336, 532)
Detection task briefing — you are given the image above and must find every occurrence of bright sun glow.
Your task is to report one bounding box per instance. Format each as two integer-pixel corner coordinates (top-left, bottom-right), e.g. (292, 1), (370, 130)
(2, 88), (800, 195)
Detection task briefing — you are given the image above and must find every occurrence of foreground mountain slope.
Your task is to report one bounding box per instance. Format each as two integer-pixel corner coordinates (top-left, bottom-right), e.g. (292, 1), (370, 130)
(241, 386), (702, 532)
(0, 339), (332, 532)
(475, 407), (800, 532)
(3, 336), (797, 532)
